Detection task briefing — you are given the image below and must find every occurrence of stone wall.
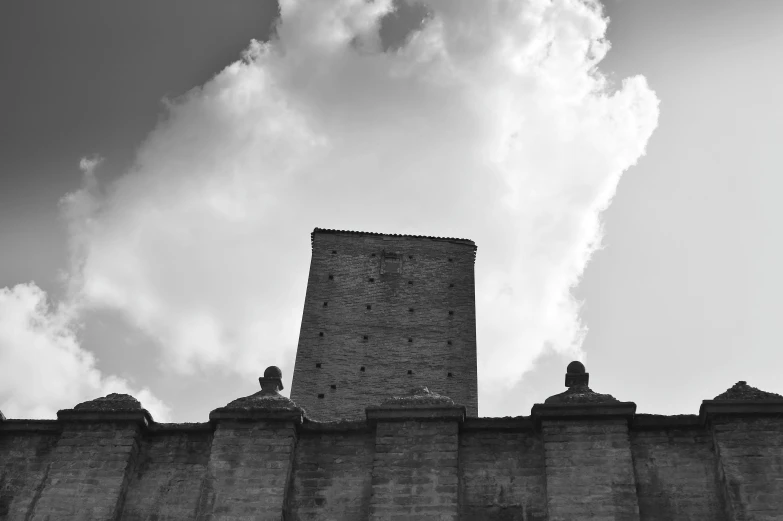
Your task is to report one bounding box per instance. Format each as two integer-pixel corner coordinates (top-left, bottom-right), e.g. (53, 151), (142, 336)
(1, 374), (782, 520)
(291, 229), (479, 421)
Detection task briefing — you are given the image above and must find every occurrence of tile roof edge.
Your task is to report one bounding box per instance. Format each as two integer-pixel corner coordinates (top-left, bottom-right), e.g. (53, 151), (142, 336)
(311, 227), (476, 246)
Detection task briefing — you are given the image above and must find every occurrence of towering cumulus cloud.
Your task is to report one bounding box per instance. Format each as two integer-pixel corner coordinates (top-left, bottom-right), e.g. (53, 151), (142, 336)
(22, 0), (658, 417)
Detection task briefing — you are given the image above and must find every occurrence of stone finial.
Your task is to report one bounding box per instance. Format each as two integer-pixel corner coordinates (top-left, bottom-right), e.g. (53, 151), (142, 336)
(700, 380), (783, 424)
(73, 393), (143, 412)
(366, 386), (466, 422)
(210, 366), (303, 423)
(57, 393), (153, 425)
(565, 360), (589, 387)
(259, 365), (284, 392)
(379, 386), (456, 408)
(544, 361), (619, 405)
(713, 381), (783, 401)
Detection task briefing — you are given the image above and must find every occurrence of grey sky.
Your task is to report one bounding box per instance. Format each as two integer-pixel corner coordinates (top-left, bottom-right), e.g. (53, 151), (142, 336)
(1, 1), (781, 421)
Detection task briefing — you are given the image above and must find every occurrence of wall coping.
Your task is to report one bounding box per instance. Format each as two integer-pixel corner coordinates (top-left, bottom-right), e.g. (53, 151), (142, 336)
(300, 419), (371, 433)
(531, 401), (637, 428)
(366, 405), (466, 423)
(209, 408), (304, 424)
(0, 419), (62, 433)
(461, 417), (535, 431)
(699, 399), (783, 425)
(631, 414), (702, 430)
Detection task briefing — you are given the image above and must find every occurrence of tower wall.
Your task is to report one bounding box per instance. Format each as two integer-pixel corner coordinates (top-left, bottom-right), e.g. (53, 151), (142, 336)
(290, 229), (478, 421)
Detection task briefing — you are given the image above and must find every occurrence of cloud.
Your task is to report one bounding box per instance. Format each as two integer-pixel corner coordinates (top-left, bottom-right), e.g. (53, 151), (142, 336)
(0, 282), (170, 421)
(60, 0), (658, 416)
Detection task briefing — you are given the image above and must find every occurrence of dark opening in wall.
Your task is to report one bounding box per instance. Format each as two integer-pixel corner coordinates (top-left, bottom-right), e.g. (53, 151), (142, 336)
(449, 311), (454, 315)
(447, 340), (452, 345)
(316, 363), (322, 368)
(369, 277), (375, 282)
(323, 302), (328, 307)
(449, 283), (454, 288)
(448, 258), (453, 262)
(408, 281), (413, 285)
(319, 332), (324, 337)
(363, 335), (369, 340)
(328, 274), (334, 280)
(332, 250), (337, 254)
(367, 305), (372, 310)
(330, 384), (336, 390)
(408, 338), (413, 342)
(360, 366), (365, 372)
(448, 372), (453, 377)
(318, 394), (325, 399)
(408, 255), (413, 259)
(409, 308), (414, 312)
(408, 370), (413, 375)
(371, 253), (376, 257)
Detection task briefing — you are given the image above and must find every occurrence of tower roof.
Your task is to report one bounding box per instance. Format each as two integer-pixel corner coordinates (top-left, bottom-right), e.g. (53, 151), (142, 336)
(311, 227), (476, 247)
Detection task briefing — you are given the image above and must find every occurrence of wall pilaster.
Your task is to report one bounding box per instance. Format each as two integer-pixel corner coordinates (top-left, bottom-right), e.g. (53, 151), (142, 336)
(365, 387), (464, 521)
(701, 381), (783, 520)
(204, 366), (303, 520)
(533, 362), (640, 521)
(30, 394), (150, 520)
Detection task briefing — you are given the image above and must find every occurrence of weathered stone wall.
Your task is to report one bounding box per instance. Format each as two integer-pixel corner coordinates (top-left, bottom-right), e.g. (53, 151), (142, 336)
(711, 416), (783, 520)
(541, 418), (641, 521)
(291, 229), (479, 421)
(288, 423), (374, 521)
(631, 416), (727, 521)
(32, 421), (142, 520)
(0, 423), (58, 519)
(119, 425), (212, 520)
(2, 410), (783, 520)
(370, 419), (460, 521)
(459, 419), (548, 521)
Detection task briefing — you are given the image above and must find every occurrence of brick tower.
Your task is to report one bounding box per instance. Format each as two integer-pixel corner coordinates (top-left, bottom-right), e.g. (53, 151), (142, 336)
(290, 228), (478, 421)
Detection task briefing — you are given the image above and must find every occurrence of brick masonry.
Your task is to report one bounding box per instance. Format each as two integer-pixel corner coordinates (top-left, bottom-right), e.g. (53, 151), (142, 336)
(631, 418), (727, 521)
(459, 421), (548, 521)
(1, 394), (783, 519)
(370, 420), (460, 521)
(542, 419), (641, 521)
(711, 417), (783, 520)
(290, 229), (478, 421)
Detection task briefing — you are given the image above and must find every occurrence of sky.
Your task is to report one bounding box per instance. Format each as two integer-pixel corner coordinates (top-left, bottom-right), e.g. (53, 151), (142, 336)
(1, 0), (781, 422)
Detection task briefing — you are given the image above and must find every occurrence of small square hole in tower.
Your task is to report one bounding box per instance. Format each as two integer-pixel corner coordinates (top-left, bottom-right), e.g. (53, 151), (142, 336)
(448, 258), (453, 262)
(323, 302), (328, 307)
(316, 363), (322, 368)
(366, 305), (372, 310)
(448, 372), (453, 377)
(330, 384), (337, 390)
(447, 340), (452, 345)
(332, 250), (337, 254)
(360, 366), (365, 372)
(408, 338), (413, 343)
(449, 283), (454, 288)
(319, 332), (324, 337)
(328, 274), (334, 280)
(408, 370), (413, 375)
(318, 394), (325, 399)
(449, 311), (454, 315)
(408, 308), (414, 312)
(408, 281), (413, 285)
(363, 335), (369, 340)
(369, 277), (375, 282)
